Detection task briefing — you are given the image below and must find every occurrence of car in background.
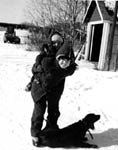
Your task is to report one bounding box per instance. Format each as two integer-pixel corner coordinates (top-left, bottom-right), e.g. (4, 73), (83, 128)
(3, 26), (20, 44)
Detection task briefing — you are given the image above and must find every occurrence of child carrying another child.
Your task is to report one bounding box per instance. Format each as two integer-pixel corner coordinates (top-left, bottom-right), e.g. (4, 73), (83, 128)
(30, 41), (77, 147)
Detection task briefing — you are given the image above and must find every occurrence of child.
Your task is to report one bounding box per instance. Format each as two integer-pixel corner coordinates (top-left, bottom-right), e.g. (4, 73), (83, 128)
(31, 41), (77, 147)
(25, 43), (49, 91)
(41, 41), (76, 91)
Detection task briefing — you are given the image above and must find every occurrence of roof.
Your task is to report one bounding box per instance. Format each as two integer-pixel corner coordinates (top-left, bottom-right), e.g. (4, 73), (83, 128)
(83, 0), (115, 23)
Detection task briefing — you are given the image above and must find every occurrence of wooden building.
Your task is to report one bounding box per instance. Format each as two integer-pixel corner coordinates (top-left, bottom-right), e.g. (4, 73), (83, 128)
(83, 0), (118, 71)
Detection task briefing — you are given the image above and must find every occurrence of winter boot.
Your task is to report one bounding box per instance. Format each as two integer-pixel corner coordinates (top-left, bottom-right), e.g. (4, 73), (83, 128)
(42, 121), (59, 132)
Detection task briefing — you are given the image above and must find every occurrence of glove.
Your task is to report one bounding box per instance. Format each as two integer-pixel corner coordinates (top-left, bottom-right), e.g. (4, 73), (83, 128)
(36, 65), (43, 72)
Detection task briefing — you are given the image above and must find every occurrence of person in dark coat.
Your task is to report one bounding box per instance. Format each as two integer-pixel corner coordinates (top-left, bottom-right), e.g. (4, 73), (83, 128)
(27, 31), (64, 146)
(31, 41), (77, 147)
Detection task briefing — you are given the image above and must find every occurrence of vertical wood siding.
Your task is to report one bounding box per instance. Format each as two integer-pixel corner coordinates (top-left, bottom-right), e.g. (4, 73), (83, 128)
(90, 7), (101, 22)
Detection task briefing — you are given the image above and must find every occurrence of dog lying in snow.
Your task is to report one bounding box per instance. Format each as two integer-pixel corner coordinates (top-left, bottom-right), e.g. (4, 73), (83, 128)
(40, 113), (100, 148)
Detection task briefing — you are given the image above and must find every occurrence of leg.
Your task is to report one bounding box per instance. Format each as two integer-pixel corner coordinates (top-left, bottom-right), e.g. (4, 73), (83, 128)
(46, 90), (62, 128)
(43, 80), (65, 130)
(31, 97), (46, 137)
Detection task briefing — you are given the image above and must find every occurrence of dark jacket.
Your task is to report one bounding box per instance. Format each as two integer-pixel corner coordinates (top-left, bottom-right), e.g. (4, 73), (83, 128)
(32, 44), (48, 74)
(41, 57), (76, 90)
(42, 41), (76, 89)
(32, 43), (59, 75)
(31, 41), (77, 103)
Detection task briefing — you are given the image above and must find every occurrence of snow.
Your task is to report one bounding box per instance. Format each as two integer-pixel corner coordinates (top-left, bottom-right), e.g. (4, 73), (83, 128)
(0, 33), (118, 150)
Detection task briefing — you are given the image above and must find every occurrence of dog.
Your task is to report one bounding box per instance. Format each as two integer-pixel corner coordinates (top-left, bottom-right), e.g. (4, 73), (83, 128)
(39, 113), (100, 148)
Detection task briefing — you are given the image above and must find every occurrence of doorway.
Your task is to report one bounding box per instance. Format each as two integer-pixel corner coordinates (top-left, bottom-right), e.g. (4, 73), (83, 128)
(88, 24), (103, 62)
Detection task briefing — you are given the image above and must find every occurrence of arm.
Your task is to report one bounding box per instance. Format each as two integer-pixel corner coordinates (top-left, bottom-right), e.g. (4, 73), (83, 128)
(32, 51), (46, 74)
(32, 43), (49, 74)
(61, 62), (77, 77)
(43, 62), (77, 91)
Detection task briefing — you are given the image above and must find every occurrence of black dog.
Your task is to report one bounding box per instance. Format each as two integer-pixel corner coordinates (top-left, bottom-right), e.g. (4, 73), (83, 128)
(40, 113), (100, 148)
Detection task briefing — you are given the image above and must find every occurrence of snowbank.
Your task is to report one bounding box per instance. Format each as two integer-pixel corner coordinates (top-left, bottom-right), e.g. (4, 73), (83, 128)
(0, 41), (118, 150)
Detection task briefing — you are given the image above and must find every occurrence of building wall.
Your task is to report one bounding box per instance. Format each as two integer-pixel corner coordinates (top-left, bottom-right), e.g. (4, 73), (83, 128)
(90, 6), (101, 22)
(109, 25), (118, 70)
(104, 24), (118, 71)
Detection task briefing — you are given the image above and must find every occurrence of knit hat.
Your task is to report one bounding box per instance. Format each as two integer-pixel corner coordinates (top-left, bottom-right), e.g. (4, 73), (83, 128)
(56, 41), (73, 61)
(50, 31), (64, 43)
(51, 34), (63, 43)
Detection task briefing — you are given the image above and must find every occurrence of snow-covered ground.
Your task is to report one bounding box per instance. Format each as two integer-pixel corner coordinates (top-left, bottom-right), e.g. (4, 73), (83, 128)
(0, 35), (118, 150)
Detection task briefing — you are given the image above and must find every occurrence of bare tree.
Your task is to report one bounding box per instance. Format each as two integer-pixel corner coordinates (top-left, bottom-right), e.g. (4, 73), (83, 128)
(26, 0), (86, 41)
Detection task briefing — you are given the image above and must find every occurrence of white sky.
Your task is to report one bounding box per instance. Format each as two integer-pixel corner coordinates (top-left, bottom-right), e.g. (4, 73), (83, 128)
(0, 0), (115, 25)
(0, 0), (28, 24)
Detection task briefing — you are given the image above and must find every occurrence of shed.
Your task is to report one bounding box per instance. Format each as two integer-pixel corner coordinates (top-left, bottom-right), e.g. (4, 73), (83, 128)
(83, 0), (118, 71)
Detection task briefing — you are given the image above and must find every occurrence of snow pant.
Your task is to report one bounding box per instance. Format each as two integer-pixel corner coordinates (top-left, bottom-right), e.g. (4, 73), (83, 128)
(31, 80), (65, 137)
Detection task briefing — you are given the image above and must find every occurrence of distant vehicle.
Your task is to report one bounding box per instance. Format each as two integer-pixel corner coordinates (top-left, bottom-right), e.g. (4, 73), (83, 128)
(3, 26), (20, 44)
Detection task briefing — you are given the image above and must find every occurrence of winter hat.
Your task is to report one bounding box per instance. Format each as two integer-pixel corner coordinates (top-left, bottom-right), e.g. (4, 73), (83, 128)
(56, 41), (72, 61)
(50, 32), (64, 43)
(51, 34), (63, 43)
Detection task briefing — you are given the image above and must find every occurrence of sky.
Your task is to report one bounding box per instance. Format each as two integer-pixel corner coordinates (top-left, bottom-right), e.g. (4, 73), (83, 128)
(0, 0), (29, 24)
(0, 0), (115, 25)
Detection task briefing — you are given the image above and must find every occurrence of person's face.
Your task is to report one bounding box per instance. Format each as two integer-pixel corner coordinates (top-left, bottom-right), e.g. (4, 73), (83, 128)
(52, 41), (63, 50)
(58, 58), (71, 69)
